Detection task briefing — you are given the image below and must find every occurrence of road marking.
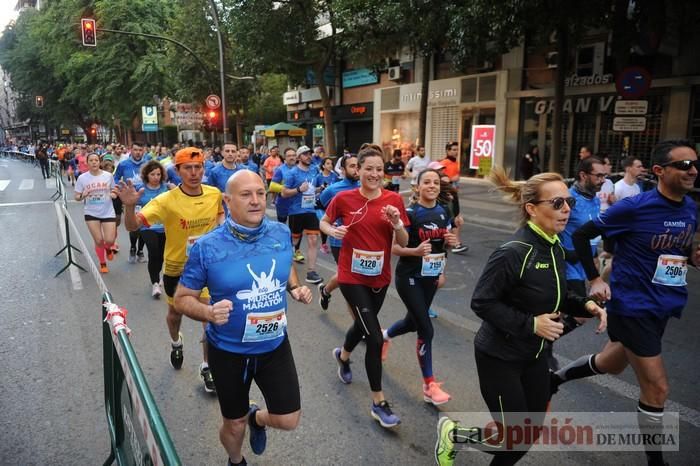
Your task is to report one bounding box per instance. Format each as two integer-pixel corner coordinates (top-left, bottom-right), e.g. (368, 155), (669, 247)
(313, 255), (700, 429)
(0, 180), (9, 191)
(54, 201), (83, 291)
(18, 179), (34, 190)
(0, 200), (78, 208)
(45, 178), (54, 189)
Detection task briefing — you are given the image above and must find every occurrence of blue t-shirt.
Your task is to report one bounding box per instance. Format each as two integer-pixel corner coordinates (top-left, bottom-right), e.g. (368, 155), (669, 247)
(202, 159), (216, 185)
(284, 165), (320, 215)
(180, 220), (294, 355)
(315, 172), (339, 190)
(593, 189), (697, 319)
(207, 163), (241, 193)
(319, 178), (359, 248)
(560, 186), (601, 281)
(272, 164), (296, 216)
(166, 164), (181, 185)
(241, 160), (259, 173)
(113, 156), (152, 184)
(135, 183), (169, 232)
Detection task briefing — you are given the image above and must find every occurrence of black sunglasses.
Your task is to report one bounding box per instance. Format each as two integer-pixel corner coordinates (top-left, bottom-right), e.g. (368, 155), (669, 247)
(531, 197), (576, 210)
(660, 160), (700, 171)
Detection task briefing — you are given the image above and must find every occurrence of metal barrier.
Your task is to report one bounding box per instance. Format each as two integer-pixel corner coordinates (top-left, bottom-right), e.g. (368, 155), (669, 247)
(52, 165), (181, 466)
(0, 149), (37, 164)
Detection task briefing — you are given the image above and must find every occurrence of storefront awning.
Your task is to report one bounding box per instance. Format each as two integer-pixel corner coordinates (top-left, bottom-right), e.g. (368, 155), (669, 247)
(261, 122), (307, 137)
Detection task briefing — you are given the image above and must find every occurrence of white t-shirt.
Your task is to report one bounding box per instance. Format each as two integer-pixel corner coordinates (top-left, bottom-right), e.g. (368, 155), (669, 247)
(597, 178), (614, 212)
(406, 155), (431, 185)
(614, 178), (640, 201)
(75, 170), (116, 219)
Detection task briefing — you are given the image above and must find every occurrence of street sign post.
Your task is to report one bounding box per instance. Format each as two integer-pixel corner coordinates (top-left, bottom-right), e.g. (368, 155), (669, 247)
(141, 106), (159, 132)
(205, 94), (221, 110)
(469, 125), (496, 170)
(616, 67), (652, 99)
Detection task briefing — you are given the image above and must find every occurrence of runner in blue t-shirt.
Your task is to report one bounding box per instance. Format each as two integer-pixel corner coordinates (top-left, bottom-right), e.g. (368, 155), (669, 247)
(270, 148), (297, 225)
(281, 145), (323, 284)
(206, 143), (241, 193)
(552, 140), (699, 466)
(175, 170), (312, 465)
(315, 157), (339, 255)
(317, 154), (359, 311)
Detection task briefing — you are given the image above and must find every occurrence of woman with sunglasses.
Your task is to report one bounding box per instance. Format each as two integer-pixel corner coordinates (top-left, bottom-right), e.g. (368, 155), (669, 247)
(435, 168), (606, 466)
(321, 144), (410, 429)
(74, 152), (117, 274)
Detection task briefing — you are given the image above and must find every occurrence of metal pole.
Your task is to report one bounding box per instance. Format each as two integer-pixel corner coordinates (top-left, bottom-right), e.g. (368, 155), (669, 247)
(208, 0), (228, 143)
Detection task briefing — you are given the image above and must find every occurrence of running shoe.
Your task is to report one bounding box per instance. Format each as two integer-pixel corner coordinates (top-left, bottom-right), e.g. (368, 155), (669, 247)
(152, 282), (162, 299)
(227, 457), (247, 466)
(112, 242), (120, 253)
(428, 308), (438, 318)
(333, 347), (352, 384)
(170, 334), (183, 370)
(99, 263), (109, 274)
(200, 363), (216, 394)
(137, 252), (147, 263)
(318, 283), (331, 311)
(306, 270), (323, 284)
(451, 244), (469, 254)
(320, 243), (330, 254)
(381, 336), (391, 362)
(370, 400), (401, 428)
(423, 381), (451, 406)
(435, 416), (458, 466)
(128, 248), (137, 264)
(106, 248), (114, 261)
(293, 250), (305, 263)
(247, 403), (267, 455)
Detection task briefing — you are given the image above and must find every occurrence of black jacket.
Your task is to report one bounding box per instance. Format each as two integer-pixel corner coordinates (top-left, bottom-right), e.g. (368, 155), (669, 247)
(471, 223), (593, 361)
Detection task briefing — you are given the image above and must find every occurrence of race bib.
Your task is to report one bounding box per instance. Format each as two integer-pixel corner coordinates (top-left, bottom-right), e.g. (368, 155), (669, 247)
(185, 235), (201, 257)
(351, 249), (384, 276)
(391, 176), (401, 185)
(651, 255), (688, 287)
(421, 253), (446, 277)
(86, 194), (105, 205)
(242, 309), (287, 343)
(301, 193), (316, 209)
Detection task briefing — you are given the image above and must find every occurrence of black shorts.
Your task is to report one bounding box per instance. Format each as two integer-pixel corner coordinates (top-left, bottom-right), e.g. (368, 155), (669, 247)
(607, 313), (670, 357)
(207, 337), (300, 420)
(163, 274), (180, 299)
(331, 246), (341, 264)
(288, 212), (320, 236)
(84, 215), (116, 223)
(112, 197), (123, 216)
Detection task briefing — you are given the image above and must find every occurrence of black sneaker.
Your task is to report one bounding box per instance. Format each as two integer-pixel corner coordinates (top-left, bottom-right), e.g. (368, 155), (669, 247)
(170, 335), (183, 370)
(306, 270), (323, 284)
(318, 283), (331, 310)
(227, 457), (247, 466)
(200, 364), (216, 394)
(247, 403), (267, 455)
(451, 244), (469, 254)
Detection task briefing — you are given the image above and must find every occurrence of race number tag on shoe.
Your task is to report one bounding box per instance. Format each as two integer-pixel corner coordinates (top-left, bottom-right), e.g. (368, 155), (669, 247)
(651, 254), (688, 286)
(421, 253), (446, 277)
(185, 235), (202, 257)
(242, 309), (287, 342)
(351, 249), (384, 276)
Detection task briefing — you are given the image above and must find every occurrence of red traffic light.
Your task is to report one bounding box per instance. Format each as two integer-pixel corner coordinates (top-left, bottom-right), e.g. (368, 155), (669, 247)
(81, 18), (97, 47)
(209, 111), (217, 119)
(90, 128), (96, 135)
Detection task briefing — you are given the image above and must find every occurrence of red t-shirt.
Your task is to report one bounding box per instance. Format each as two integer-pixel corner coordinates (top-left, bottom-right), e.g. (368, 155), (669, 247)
(325, 188), (410, 287)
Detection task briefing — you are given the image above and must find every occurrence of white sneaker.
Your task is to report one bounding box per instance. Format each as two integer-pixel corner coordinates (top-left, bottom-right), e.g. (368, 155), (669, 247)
(152, 282), (162, 299)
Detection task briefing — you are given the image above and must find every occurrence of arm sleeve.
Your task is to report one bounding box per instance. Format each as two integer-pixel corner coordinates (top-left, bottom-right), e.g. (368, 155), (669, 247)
(470, 245), (535, 337)
(572, 221), (605, 280)
(179, 241), (207, 291)
(563, 288), (596, 318)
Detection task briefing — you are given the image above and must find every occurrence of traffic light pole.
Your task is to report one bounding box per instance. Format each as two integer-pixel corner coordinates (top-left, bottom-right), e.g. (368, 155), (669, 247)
(208, 0), (228, 143)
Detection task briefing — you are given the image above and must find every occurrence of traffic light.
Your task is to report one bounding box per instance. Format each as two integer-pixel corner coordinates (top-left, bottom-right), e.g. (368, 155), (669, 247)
(208, 110), (221, 129)
(81, 18), (96, 47)
(35, 95), (44, 108)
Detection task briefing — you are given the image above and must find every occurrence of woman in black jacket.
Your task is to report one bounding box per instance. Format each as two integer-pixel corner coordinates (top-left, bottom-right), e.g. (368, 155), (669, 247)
(435, 169), (606, 466)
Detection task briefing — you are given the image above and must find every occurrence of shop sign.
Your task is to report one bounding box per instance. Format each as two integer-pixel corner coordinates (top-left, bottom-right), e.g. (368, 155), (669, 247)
(469, 125), (496, 170)
(614, 100), (648, 115)
(342, 68), (378, 88)
(613, 116), (646, 132)
(401, 88), (459, 105)
(283, 91), (301, 105)
(141, 105), (158, 132)
(534, 96), (616, 115)
(565, 73), (614, 87)
(300, 87), (333, 103)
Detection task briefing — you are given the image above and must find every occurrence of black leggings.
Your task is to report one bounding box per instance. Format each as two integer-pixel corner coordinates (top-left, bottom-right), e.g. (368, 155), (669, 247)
(468, 349), (550, 465)
(389, 275), (438, 378)
(140, 229), (165, 284)
(129, 230), (145, 253)
(339, 284), (388, 392)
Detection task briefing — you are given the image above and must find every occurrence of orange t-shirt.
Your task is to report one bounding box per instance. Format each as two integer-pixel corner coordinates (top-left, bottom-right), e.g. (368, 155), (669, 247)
(440, 157), (460, 180)
(263, 156), (282, 180)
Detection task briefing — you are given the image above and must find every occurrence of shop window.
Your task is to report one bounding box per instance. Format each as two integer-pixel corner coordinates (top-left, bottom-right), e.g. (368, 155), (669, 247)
(575, 43), (605, 77)
(478, 75), (497, 102)
(430, 106), (460, 160)
(461, 78), (477, 103)
(381, 87), (400, 111)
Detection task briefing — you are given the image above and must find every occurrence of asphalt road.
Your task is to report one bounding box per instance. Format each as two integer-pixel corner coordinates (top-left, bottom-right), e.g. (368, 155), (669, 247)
(1, 158), (699, 465)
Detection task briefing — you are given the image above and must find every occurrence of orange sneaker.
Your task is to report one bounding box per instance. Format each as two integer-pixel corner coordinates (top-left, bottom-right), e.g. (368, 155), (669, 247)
(106, 249), (114, 261)
(423, 381), (451, 406)
(99, 263), (109, 274)
(381, 331), (391, 361)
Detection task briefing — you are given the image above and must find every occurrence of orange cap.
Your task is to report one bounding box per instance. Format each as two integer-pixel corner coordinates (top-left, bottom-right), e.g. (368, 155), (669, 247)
(174, 147), (204, 166)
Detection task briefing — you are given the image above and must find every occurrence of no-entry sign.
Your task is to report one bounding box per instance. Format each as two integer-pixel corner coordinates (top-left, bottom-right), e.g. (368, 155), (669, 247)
(470, 125), (496, 170)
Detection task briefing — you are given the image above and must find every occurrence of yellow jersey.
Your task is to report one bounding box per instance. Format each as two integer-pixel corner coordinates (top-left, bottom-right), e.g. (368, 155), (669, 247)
(138, 185), (223, 276)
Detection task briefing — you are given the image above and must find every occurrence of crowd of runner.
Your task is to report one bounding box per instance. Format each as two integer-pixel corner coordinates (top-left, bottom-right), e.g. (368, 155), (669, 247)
(31, 137), (699, 465)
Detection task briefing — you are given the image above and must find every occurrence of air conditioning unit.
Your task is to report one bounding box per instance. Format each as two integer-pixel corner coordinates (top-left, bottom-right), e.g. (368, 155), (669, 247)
(546, 51), (558, 68)
(388, 66), (402, 81)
